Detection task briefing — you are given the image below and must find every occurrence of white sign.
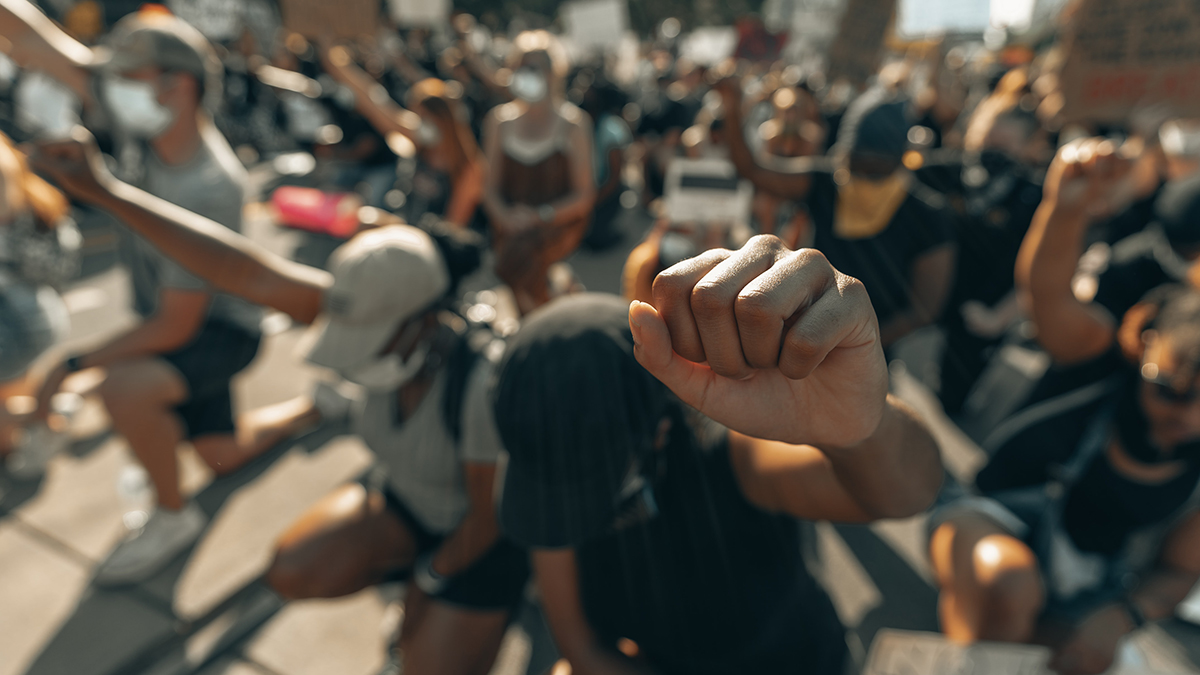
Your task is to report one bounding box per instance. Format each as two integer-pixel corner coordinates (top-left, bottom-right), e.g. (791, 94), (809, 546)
(1181, 580), (1200, 625)
(664, 158), (753, 225)
(561, 0), (629, 52)
(679, 27), (739, 67)
(388, 0), (450, 27)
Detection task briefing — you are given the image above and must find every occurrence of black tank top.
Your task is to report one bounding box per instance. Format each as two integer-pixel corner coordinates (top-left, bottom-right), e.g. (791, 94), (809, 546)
(575, 413), (846, 675)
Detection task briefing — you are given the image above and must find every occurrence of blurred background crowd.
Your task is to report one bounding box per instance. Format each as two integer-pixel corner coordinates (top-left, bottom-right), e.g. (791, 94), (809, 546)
(2, 0), (1200, 674)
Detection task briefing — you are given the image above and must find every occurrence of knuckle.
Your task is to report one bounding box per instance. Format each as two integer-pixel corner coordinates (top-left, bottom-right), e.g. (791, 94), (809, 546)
(690, 281), (731, 317)
(784, 330), (824, 363)
(734, 290), (776, 327)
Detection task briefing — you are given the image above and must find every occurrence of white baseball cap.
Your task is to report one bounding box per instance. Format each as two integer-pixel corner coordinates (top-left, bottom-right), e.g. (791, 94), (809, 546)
(300, 226), (450, 371)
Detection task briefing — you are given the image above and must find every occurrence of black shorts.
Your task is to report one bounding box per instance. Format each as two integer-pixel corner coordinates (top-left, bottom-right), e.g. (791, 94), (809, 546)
(162, 320), (261, 439)
(360, 469), (530, 612)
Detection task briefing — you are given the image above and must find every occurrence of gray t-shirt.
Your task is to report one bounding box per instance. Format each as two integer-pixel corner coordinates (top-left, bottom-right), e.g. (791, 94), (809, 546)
(122, 129), (262, 333)
(354, 355), (505, 535)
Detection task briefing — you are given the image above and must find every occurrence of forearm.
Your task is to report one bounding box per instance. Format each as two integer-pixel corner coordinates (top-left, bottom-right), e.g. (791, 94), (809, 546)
(430, 510), (500, 578)
(548, 187), (597, 227)
(76, 316), (199, 367)
(1129, 566), (1200, 622)
(0, 0), (93, 100)
(820, 395), (943, 519)
(724, 103), (812, 200)
(100, 181), (328, 323)
(1017, 203), (1114, 360)
(324, 57), (420, 138)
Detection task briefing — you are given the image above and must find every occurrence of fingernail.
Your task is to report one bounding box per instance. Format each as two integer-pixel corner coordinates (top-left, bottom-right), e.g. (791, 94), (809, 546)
(628, 300), (643, 328)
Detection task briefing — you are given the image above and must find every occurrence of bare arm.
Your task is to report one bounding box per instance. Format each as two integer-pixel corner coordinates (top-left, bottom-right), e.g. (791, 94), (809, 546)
(1130, 510), (1200, 621)
(732, 394), (943, 522)
(444, 159), (484, 228)
(533, 549), (658, 675)
(481, 108), (518, 230)
(1015, 140), (1128, 365)
(76, 288), (210, 368)
(31, 133), (330, 324)
(0, 0), (93, 102)
(717, 79), (816, 201)
(544, 112), (596, 228)
(428, 462), (501, 577)
(318, 44), (422, 142)
(879, 243), (957, 347)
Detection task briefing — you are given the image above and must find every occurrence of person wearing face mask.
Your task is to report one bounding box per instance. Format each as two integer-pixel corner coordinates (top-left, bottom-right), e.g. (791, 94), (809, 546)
(482, 30), (596, 316)
(2, 3), (278, 583)
(0, 133), (78, 478)
(31, 130), (531, 675)
(317, 43), (486, 232)
(493, 239), (943, 675)
(717, 79), (957, 348)
(915, 72), (1050, 416)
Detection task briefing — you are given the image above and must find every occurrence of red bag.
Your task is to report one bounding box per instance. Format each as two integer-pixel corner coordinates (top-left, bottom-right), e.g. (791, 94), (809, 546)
(271, 186), (362, 239)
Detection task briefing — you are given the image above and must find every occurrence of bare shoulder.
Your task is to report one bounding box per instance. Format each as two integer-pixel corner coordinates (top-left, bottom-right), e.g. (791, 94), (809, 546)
(558, 102), (592, 132)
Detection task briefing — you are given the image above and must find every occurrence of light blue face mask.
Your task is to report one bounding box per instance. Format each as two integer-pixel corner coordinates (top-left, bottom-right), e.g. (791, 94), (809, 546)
(103, 76), (174, 139)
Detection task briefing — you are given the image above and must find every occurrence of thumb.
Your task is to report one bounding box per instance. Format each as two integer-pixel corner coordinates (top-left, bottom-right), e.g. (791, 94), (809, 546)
(629, 300), (714, 410)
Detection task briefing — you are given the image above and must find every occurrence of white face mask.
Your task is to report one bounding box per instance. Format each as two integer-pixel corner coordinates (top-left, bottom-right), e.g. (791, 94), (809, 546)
(103, 76), (174, 139)
(416, 119), (442, 147)
(510, 68), (548, 103)
(339, 321), (430, 392)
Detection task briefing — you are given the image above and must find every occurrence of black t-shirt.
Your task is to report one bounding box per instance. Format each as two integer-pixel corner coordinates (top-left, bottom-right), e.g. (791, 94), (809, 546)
(978, 366), (1200, 556)
(1092, 228), (1186, 320)
(575, 413), (845, 675)
(806, 172), (955, 325)
(916, 153), (1043, 309)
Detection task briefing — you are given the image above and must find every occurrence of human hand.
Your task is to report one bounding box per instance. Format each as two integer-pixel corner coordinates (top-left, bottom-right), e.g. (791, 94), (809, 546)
(629, 235), (887, 448)
(1049, 605), (1132, 675)
(1042, 138), (1133, 220)
(29, 127), (118, 206)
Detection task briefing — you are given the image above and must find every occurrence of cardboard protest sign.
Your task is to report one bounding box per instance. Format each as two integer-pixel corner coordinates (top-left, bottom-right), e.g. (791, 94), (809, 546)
(664, 158), (754, 225)
(826, 0), (896, 85)
(560, 0), (629, 53)
(865, 630), (1053, 675)
(679, 27), (738, 67)
(280, 0), (378, 39)
(1059, 0), (1200, 123)
(388, 0), (451, 28)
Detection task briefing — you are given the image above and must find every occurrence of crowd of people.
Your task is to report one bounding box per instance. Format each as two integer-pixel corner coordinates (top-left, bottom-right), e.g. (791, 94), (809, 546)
(0, 1), (1198, 674)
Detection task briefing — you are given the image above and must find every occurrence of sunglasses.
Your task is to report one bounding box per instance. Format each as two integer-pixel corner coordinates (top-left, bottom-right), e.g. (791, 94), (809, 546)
(1142, 362), (1200, 404)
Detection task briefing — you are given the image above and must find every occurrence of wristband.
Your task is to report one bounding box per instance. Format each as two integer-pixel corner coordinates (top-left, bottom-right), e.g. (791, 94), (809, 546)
(65, 355), (86, 373)
(413, 553), (448, 596)
(1119, 597), (1147, 629)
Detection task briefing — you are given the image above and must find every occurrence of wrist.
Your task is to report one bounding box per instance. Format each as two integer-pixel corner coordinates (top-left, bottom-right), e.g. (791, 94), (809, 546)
(822, 392), (893, 454)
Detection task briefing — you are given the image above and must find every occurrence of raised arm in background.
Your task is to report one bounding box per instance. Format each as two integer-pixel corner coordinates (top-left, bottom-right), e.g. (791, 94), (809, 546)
(715, 77), (823, 201)
(32, 130), (329, 324)
(1015, 138), (1132, 365)
(0, 0), (95, 102)
(317, 43), (422, 143)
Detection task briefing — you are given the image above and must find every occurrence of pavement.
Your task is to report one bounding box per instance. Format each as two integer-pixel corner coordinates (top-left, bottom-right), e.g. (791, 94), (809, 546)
(1, 199), (1199, 675)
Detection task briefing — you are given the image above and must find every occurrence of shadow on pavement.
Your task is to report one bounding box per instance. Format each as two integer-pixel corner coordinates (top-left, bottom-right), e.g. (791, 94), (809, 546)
(20, 420), (350, 675)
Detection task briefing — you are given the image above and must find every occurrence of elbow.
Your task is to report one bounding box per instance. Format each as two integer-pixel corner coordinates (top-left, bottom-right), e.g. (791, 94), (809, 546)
(869, 461), (943, 521)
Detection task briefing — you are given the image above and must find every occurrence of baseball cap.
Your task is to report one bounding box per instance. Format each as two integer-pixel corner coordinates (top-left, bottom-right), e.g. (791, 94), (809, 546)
(1156, 172), (1200, 249)
(837, 89), (912, 162)
(494, 293), (670, 548)
(301, 226), (450, 371)
(95, 9), (221, 88)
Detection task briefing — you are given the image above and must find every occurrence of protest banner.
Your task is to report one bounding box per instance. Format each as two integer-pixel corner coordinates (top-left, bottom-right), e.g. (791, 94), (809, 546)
(389, 0), (451, 27)
(1059, 0), (1200, 123)
(664, 158), (754, 225)
(280, 0), (378, 39)
(560, 0), (629, 53)
(825, 0), (896, 85)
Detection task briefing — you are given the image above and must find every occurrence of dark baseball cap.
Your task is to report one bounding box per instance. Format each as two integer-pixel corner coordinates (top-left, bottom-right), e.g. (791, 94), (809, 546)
(494, 294), (670, 548)
(1156, 172), (1200, 249)
(95, 9), (221, 88)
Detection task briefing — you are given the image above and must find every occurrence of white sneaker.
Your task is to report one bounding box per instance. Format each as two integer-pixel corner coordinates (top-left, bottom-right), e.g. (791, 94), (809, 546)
(94, 502), (208, 586)
(5, 422), (70, 481)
